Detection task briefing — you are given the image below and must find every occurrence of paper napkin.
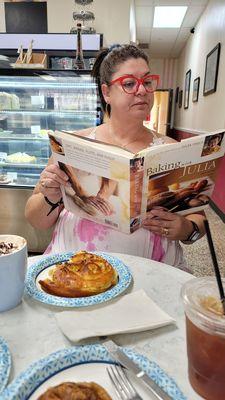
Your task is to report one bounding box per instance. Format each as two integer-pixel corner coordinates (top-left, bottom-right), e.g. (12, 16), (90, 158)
(55, 289), (175, 343)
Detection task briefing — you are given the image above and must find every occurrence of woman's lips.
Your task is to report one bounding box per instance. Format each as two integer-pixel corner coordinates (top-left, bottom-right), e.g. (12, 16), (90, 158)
(132, 102), (148, 107)
(132, 101), (148, 108)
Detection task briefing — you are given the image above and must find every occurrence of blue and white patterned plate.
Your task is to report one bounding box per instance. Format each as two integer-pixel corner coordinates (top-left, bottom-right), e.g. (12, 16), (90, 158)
(3, 344), (186, 400)
(25, 252), (132, 307)
(0, 336), (11, 395)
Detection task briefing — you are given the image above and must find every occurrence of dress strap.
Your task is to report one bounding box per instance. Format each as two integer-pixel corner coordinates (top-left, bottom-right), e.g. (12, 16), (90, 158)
(149, 130), (165, 146)
(88, 126), (98, 139)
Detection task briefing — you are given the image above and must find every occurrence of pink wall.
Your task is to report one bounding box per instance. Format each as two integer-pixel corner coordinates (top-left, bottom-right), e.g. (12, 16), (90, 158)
(173, 129), (225, 217)
(211, 155), (225, 214)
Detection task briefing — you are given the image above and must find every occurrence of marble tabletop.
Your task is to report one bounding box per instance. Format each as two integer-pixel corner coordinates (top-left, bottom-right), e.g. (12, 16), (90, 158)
(0, 253), (202, 400)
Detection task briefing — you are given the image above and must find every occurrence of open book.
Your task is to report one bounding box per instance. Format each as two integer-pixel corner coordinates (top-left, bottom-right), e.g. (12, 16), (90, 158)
(49, 129), (225, 234)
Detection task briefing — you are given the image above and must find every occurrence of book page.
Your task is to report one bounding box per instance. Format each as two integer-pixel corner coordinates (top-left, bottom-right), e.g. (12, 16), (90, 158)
(49, 130), (132, 233)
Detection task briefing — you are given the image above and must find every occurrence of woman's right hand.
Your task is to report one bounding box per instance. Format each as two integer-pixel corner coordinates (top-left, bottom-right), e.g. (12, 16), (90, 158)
(39, 164), (70, 202)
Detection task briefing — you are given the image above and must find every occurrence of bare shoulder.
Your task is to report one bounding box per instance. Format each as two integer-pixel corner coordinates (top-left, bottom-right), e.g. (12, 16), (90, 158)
(73, 127), (96, 138)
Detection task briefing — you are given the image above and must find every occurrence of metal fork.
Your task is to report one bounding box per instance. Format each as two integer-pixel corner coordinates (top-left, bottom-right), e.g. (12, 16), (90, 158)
(107, 364), (143, 400)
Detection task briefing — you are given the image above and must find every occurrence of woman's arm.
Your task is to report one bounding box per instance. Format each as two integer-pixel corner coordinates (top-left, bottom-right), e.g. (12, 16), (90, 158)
(182, 212), (206, 243)
(97, 177), (118, 199)
(25, 157), (69, 230)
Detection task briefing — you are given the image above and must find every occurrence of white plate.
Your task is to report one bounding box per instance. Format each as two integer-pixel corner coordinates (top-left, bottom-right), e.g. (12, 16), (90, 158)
(25, 252), (132, 307)
(0, 336), (11, 395)
(3, 344), (186, 400)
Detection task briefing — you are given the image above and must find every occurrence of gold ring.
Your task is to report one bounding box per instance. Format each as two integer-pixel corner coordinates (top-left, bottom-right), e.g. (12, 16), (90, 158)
(162, 227), (169, 236)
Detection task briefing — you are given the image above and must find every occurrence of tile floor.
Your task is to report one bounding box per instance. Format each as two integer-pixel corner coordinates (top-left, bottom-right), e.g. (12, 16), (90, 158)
(181, 206), (225, 277)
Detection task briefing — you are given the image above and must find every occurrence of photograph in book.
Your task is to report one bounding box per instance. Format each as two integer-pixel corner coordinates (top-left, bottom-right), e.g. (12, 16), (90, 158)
(201, 132), (224, 156)
(48, 130), (225, 234)
(58, 161), (119, 223)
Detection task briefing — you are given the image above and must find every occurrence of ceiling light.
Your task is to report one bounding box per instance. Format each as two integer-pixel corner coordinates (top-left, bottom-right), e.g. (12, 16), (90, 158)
(153, 6), (187, 28)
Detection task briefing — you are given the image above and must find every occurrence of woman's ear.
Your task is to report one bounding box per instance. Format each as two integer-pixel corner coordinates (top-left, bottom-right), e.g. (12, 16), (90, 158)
(101, 83), (110, 104)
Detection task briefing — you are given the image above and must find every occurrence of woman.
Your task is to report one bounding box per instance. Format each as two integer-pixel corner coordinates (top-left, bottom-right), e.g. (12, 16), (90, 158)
(25, 44), (206, 271)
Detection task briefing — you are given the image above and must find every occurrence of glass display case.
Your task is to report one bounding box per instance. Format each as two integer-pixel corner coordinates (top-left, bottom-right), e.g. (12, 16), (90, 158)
(0, 68), (100, 251)
(0, 69), (99, 187)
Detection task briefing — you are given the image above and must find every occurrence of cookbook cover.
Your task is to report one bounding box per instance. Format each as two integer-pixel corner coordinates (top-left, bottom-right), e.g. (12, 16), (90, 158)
(142, 130), (225, 217)
(49, 130), (225, 234)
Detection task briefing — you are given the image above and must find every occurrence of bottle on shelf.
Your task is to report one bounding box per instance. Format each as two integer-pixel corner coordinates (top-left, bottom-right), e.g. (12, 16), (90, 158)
(74, 23), (85, 70)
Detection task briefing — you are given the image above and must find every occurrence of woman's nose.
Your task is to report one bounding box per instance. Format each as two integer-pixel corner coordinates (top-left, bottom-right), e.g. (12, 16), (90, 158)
(136, 82), (147, 95)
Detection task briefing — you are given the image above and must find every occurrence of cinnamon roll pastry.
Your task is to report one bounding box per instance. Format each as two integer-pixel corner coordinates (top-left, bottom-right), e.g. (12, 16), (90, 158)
(38, 381), (112, 400)
(39, 251), (118, 297)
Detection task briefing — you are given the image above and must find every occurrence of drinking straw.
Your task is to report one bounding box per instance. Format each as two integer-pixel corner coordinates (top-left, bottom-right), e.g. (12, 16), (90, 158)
(204, 219), (225, 315)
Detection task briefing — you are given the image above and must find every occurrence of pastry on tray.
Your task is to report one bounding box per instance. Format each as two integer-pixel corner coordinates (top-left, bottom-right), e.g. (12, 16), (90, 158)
(0, 174), (11, 184)
(38, 251), (118, 297)
(5, 152), (36, 163)
(38, 381), (112, 400)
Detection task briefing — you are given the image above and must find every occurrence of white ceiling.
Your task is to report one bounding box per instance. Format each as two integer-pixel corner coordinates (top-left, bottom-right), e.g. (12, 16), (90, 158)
(135, 0), (209, 58)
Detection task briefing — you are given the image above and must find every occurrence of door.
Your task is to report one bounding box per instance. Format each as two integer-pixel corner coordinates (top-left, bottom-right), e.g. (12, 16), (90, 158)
(146, 89), (173, 136)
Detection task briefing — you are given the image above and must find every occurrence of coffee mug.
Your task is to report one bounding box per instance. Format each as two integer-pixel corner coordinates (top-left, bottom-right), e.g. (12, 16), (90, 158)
(0, 234), (27, 312)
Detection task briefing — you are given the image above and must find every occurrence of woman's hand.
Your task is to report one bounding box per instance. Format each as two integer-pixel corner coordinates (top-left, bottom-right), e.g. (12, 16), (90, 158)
(142, 207), (194, 241)
(39, 164), (70, 202)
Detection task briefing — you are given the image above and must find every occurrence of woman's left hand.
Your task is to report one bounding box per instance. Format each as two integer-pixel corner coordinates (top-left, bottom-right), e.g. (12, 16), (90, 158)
(142, 207), (194, 241)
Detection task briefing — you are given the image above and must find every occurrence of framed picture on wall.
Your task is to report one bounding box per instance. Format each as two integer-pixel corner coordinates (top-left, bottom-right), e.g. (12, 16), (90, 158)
(203, 43), (221, 96)
(192, 77), (200, 102)
(184, 69), (191, 109)
(178, 90), (183, 108)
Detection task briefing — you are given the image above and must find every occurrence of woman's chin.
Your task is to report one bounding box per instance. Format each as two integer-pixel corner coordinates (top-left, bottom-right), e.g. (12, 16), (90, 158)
(132, 108), (149, 119)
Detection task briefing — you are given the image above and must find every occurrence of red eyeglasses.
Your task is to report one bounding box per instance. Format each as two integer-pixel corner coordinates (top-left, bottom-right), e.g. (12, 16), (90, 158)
(110, 74), (159, 94)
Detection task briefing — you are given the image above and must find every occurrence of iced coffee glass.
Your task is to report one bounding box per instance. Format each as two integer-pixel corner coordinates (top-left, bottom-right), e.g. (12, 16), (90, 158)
(181, 277), (225, 400)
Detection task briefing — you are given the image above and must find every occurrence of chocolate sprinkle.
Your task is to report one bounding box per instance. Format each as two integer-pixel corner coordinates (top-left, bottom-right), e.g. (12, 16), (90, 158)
(0, 241), (18, 255)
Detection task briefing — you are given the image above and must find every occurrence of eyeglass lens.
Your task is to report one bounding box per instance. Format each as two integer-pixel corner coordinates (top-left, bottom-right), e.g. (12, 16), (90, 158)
(121, 76), (157, 93)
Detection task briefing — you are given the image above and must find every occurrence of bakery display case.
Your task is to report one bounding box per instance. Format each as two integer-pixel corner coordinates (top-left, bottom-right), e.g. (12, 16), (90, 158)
(0, 68), (100, 251)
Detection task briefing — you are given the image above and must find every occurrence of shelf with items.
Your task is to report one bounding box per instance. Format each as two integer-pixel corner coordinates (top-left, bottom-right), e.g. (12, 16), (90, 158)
(0, 158), (48, 187)
(0, 32), (103, 72)
(0, 133), (49, 140)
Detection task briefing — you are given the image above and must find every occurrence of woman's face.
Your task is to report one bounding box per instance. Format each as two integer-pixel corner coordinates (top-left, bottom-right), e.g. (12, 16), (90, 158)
(102, 58), (154, 119)
(208, 137), (220, 148)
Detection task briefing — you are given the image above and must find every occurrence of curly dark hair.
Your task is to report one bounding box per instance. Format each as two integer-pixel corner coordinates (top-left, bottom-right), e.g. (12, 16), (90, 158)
(91, 44), (149, 116)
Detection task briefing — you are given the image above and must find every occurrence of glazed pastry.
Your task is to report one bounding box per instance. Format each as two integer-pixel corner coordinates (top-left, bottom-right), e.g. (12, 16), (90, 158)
(38, 381), (112, 400)
(39, 251), (118, 297)
(147, 191), (175, 210)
